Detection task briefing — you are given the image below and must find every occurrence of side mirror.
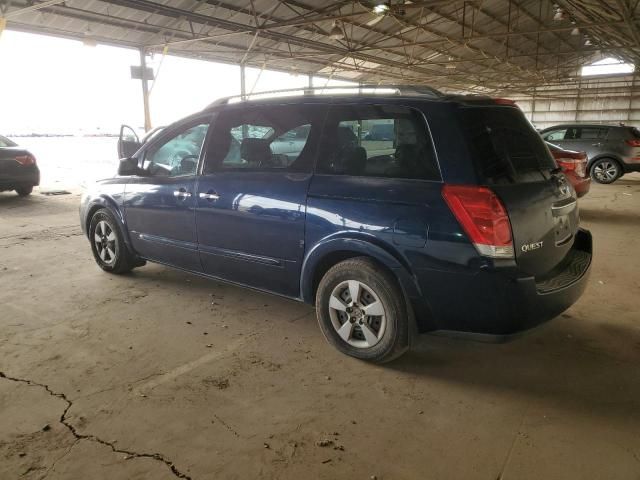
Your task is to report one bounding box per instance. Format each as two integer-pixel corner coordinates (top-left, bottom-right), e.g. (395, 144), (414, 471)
(118, 157), (140, 176)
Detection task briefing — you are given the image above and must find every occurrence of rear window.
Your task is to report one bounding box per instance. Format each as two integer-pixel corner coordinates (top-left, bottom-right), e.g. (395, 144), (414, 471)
(460, 106), (556, 184)
(0, 135), (17, 148)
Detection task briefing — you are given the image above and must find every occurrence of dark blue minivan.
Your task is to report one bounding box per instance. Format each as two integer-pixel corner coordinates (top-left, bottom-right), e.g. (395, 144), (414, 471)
(80, 86), (592, 362)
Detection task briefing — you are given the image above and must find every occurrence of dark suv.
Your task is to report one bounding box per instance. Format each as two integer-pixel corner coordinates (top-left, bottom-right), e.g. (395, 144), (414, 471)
(540, 123), (640, 183)
(80, 86), (592, 362)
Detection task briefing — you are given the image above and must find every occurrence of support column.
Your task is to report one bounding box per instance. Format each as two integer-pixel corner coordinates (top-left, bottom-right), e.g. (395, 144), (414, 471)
(139, 48), (152, 132)
(240, 63), (247, 100)
(305, 73), (313, 95)
(240, 63), (248, 138)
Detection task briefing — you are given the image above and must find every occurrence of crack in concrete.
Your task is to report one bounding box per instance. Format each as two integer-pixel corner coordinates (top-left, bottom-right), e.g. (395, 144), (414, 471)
(40, 438), (79, 479)
(0, 371), (193, 480)
(212, 414), (240, 438)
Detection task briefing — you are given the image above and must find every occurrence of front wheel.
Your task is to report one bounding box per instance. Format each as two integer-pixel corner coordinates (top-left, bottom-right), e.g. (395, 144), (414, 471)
(591, 159), (622, 184)
(315, 257), (412, 363)
(89, 209), (136, 274)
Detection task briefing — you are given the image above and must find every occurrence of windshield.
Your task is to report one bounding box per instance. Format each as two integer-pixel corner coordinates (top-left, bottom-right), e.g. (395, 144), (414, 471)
(460, 106), (557, 184)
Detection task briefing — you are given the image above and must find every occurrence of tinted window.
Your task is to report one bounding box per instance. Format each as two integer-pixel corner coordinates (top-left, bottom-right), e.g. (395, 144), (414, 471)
(143, 122), (209, 177)
(204, 104), (324, 173)
(461, 106), (556, 184)
(317, 105), (440, 180)
(578, 127), (608, 140)
(544, 129), (567, 141)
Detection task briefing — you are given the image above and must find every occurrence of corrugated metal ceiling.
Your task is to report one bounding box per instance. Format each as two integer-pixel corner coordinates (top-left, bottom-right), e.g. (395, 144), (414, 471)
(2, 0), (639, 95)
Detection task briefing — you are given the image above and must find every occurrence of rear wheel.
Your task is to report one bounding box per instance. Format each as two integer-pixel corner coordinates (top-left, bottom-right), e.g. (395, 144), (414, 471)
(315, 257), (411, 363)
(15, 186), (33, 196)
(89, 209), (136, 274)
(591, 158), (622, 184)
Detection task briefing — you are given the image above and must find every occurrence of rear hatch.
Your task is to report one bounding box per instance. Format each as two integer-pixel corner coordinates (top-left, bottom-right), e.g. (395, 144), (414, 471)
(459, 104), (579, 277)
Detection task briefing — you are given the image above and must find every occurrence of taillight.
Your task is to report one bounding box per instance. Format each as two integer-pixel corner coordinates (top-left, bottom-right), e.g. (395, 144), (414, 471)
(625, 139), (640, 147)
(442, 184), (514, 259)
(557, 157), (587, 177)
(15, 154), (36, 166)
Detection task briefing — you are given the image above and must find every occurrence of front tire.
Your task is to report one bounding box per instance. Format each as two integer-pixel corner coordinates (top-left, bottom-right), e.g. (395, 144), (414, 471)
(315, 257), (411, 363)
(89, 209), (135, 274)
(591, 158), (622, 184)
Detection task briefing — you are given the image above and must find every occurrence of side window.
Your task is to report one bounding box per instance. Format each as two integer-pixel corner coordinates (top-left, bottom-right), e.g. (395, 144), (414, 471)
(578, 127), (608, 140)
(544, 129), (567, 141)
(204, 105), (322, 173)
(143, 122), (209, 177)
(317, 105), (440, 181)
(565, 127), (579, 140)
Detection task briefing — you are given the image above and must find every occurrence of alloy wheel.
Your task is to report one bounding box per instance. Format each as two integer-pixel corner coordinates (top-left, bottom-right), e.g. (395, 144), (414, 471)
(593, 161), (619, 182)
(328, 280), (387, 348)
(94, 220), (117, 265)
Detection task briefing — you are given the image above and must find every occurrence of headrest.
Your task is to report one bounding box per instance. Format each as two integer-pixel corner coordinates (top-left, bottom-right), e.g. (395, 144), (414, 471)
(240, 137), (271, 164)
(337, 126), (358, 146)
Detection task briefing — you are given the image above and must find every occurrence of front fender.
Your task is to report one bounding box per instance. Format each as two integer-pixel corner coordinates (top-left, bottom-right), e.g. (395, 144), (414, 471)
(300, 233), (422, 304)
(81, 192), (133, 251)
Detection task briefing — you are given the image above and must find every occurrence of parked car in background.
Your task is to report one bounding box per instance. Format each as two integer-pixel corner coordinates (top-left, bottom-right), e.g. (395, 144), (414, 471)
(0, 135), (40, 196)
(81, 87), (592, 362)
(540, 123), (640, 184)
(546, 142), (590, 197)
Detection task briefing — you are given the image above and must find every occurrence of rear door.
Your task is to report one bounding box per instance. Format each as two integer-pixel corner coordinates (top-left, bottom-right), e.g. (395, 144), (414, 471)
(461, 106), (579, 276)
(574, 126), (609, 159)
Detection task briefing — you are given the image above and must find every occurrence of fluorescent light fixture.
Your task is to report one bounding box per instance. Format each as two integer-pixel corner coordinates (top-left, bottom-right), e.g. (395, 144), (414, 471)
(373, 4), (389, 14)
(571, 27), (580, 36)
(553, 9), (565, 21)
(366, 15), (384, 26)
(581, 57), (635, 76)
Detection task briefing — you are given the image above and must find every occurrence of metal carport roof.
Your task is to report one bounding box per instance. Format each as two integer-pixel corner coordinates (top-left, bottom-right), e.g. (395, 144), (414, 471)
(2, 0), (639, 95)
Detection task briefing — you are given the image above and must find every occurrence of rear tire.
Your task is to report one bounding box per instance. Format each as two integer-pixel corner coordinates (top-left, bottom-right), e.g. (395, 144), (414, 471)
(315, 257), (411, 363)
(590, 158), (622, 184)
(15, 186), (33, 196)
(89, 209), (136, 274)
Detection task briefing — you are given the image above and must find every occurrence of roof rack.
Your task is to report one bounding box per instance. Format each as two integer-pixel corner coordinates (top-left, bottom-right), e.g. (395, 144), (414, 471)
(205, 84), (444, 109)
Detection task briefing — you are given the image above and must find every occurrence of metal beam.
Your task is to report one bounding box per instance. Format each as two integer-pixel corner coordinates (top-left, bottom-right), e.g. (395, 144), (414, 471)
(3, 0), (65, 18)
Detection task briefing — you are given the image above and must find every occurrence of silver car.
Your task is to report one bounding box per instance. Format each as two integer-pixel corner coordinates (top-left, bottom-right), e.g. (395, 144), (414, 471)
(540, 124), (640, 183)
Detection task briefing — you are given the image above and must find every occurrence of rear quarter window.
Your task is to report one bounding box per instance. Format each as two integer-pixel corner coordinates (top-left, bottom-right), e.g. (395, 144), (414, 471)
(460, 106), (556, 184)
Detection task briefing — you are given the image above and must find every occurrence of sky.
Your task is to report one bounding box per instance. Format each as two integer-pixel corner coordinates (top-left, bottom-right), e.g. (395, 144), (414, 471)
(0, 30), (354, 135)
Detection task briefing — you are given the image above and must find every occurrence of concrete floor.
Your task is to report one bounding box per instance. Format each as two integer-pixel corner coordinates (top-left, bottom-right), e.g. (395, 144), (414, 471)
(1, 175), (639, 480)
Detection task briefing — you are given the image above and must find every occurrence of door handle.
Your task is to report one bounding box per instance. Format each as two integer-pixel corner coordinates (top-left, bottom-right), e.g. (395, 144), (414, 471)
(173, 188), (192, 199)
(199, 191), (220, 201)
(591, 143), (602, 147)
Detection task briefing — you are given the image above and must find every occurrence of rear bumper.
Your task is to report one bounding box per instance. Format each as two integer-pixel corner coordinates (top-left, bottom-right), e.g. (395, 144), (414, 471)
(565, 172), (590, 197)
(0, 165), (40, 190)
(418, 229), (592, 338)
